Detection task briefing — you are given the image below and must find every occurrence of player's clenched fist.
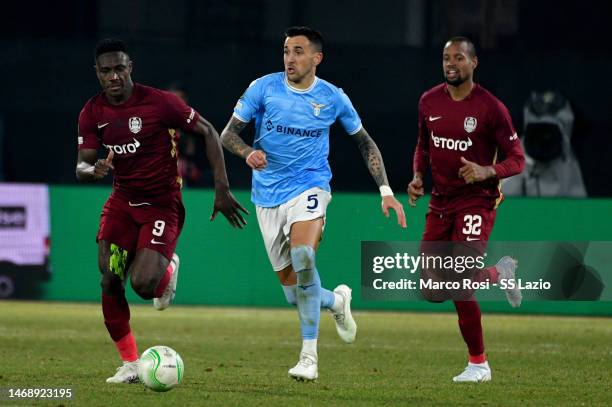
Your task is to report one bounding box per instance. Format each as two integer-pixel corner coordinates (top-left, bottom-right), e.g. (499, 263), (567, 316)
(458, 156), (496, 184)
(94, 149), (114, 179)
(246, 150), (267, 170)
(407, 174), (424, 207)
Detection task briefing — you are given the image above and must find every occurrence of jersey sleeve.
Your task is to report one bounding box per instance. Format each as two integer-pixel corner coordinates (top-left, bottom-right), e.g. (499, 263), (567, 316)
(233, 78), (265, 123)
(161, 91), (200, 132)
(335, 89), (362, 135)
(413, 95), (430, 175)
(77, 102), (101, 150)
(490, 101), (525, 179)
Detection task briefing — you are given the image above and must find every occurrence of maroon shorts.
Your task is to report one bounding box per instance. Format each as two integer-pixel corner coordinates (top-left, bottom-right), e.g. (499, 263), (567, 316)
(420, 206), (497, 301)
(97, 192), (185, 261)
(422, 206), (497, 254)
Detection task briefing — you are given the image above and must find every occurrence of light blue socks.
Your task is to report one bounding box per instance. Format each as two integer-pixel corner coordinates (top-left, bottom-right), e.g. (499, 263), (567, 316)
(282, 283), (335, 308)
(291, 245), (323, 340)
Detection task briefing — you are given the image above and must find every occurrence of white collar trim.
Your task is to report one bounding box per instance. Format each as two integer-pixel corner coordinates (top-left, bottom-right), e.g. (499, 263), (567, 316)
(284, 74), (319, 93)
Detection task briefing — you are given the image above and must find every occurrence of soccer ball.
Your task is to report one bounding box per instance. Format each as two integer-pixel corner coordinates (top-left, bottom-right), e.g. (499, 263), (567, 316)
(138, 346), (184, 392)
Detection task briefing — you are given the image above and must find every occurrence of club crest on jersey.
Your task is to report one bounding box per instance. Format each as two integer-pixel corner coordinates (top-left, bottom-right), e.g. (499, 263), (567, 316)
(464, 117), (477, 133)
(128, 117), (142, 134)
(310, 102), (326, 117)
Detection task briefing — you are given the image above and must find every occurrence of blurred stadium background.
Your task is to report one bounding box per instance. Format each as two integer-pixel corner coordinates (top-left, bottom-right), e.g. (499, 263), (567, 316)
(1, 0), (611, 194)
(0, 1), (611, 404)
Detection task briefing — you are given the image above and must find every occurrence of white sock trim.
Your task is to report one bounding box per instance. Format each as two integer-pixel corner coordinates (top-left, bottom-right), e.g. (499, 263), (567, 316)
(302, 339), (318, 357)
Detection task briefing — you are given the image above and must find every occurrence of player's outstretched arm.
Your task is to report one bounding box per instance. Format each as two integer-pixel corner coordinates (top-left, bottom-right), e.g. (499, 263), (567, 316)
(193, 116), (248, 229)
(351, 127), (407, 228)
(220, 116), (267, 170)
(75, 148), (114, 182)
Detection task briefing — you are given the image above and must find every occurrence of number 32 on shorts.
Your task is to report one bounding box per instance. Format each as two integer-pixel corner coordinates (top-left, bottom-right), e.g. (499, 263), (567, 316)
(462, 214), (482, 236)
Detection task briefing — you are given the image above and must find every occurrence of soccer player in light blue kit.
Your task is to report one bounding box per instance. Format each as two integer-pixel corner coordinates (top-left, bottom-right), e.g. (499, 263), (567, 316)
(221, 26), (406, 381)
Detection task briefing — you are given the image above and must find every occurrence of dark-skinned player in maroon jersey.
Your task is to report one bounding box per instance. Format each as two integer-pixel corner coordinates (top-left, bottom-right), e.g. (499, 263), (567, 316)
(407, 37), (525, 383)
(76, 39), (248, 384)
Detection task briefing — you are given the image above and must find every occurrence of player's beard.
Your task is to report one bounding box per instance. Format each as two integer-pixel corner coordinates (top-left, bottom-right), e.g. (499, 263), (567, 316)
(445, 75), (466, 87)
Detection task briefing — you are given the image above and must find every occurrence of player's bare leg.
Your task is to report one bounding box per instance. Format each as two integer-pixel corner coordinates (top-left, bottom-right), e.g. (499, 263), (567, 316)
(278, 264), (299, 305)
(277, 264), (297, 286)
(128, 248), (179, 310)
(99, 240), (139, 384)
(153, 253), (179, 310)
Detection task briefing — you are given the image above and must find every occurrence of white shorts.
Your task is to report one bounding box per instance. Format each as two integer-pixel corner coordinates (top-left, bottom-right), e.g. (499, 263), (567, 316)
(256, 187), (332, 271)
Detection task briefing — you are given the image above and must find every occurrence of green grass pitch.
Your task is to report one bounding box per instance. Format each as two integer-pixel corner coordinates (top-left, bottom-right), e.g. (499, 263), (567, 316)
(1, 301), (610, 406)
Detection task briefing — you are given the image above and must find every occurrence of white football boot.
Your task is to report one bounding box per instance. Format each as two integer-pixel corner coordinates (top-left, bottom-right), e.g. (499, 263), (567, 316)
(331, 284), (357, 343)
(496, 256), (522, 308)
(106, 360), (140, 384)
(452, 361), (492, 383)
(288, 352), (318, 381)
(154, 254), (180, 310)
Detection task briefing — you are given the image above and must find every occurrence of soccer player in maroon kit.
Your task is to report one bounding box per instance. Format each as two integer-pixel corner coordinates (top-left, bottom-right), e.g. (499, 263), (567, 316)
(76, 39), (247, 384)
(407, 37), (525, 383)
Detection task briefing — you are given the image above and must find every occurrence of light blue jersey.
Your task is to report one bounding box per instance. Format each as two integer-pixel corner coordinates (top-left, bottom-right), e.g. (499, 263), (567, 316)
(233, 72), (362, 207)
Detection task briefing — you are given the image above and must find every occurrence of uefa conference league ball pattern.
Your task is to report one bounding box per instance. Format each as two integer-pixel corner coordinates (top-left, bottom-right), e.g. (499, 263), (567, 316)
(138, 346), (184, 392)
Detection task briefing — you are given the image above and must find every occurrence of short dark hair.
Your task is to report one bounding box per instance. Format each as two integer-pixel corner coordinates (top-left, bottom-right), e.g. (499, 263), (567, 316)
(95, 38), (129, 59)
(446, 36), (477, 58)
(285, 26), (323, 52)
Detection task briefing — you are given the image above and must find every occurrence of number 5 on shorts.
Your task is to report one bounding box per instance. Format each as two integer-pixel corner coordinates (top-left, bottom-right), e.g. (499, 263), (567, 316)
(307, 194), (318, 210)
(152, 220), (166, 237)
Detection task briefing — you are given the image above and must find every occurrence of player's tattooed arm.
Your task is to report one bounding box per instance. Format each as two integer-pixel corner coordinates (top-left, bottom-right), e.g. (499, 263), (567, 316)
(221, 116), (267, 170)
(220, 116), (253, 159)
(352, 126), (407, 228)
(351, 127), (390, 187)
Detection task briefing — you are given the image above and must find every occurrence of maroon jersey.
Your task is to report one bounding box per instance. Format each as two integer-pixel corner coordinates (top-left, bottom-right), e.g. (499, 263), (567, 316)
(413, 83), (524, 213)
(78, 83), (200, 200)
